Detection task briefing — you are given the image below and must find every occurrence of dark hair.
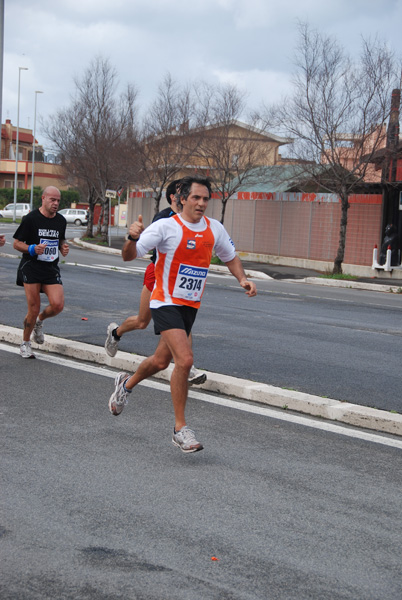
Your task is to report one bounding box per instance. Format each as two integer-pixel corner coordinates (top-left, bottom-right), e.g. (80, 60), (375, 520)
(177, 175), (212, 208)
(165, 179), (182, 205)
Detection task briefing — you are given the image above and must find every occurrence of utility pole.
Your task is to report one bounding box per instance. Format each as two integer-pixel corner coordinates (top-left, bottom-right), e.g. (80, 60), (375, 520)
(13, 66), (28, 221)
(30, 91), (43, 210)
(381, 89), (400, 231)
(0, 0), (4, 128)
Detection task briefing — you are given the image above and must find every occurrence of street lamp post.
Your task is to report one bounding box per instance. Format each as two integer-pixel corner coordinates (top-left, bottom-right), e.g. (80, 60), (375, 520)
(13, 66), (28, 222)
(30, 90), (43, 211)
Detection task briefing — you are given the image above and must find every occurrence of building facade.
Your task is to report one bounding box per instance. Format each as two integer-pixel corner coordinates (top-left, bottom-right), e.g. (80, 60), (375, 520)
(1, 119), (68, 191)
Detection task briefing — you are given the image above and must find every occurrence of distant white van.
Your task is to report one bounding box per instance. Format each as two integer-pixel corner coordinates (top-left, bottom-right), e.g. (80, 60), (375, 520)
(0, 203), (31, 219)
(58, 208), (88, 226)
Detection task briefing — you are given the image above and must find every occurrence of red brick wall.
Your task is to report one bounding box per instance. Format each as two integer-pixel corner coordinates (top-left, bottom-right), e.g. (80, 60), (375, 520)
(309, 203), (341, 261)
(344, 197), (382, 265)
(128, 190), (383, 266)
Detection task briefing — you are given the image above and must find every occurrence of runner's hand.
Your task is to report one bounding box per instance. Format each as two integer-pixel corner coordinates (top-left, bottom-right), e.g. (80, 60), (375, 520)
(129, 214), (144, 240)
(60, 242), (69, 257)
(240, 279), (257, 297)
(35, 243), (47, 255)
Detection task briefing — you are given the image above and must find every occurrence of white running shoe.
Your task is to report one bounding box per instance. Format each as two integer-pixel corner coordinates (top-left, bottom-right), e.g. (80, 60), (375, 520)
(32, 318), (44, 344)
(172, 426), (204, 453)
(108, 372), (130, 416)
(188, 366), (207, 386)
(20, 341), (36, 359)
(105, 322), (119, 357)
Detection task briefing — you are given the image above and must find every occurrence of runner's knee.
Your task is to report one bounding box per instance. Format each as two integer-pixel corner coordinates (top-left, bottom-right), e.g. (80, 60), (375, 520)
(26, 297), (40, 315)
(153, 354), (171, 371)
(174, 353), (194, 372)
(137, 315), (151, 330)
(50, 298), (64, 314)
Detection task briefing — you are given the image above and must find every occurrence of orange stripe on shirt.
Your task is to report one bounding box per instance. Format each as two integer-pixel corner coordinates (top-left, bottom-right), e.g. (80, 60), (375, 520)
(151, 215), (215, 308)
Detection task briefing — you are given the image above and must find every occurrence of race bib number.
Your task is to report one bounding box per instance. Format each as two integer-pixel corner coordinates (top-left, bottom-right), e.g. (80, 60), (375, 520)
(173, 264), (208, 301)
(37, 238), (59, 262)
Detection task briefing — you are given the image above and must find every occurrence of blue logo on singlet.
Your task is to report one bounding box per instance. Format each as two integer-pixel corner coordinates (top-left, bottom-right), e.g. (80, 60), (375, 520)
(187, 239), (196, 249)
(179, 265), (208, 279)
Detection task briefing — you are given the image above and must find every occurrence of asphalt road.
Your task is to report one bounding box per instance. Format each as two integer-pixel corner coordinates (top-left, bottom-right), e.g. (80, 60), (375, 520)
(1, 229), (402, 412)
(1, 346), (402, 600)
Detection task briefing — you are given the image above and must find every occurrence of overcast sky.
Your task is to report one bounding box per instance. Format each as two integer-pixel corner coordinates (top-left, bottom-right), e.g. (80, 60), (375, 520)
(2, 0), (402, 150)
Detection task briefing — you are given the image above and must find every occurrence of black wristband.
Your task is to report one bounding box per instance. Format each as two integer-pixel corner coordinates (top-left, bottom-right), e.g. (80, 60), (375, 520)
(128, 235), (139, 242)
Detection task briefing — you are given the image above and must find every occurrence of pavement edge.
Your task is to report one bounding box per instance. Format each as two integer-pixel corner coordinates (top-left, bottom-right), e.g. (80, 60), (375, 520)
(1, 324), (401, 438)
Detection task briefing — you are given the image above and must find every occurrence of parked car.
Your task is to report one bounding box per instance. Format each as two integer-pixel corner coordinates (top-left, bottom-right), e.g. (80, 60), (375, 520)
(58, 208), (88, 226)
(0, 203), (31, 219)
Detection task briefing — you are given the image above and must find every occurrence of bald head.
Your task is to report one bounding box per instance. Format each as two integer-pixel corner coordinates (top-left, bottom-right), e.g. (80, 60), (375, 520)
(43, 186), (60, 197)
(41, 186), (61, 218)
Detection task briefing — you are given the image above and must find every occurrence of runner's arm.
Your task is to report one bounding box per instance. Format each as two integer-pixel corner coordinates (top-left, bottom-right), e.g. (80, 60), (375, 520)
(122, 238), (138, 261)
(122, 215), (145, 261)
(13, 239), (47, 255)
(13, 239), (30, 253)
(225, 256), (257, 297)
(122, 217), (165, 262)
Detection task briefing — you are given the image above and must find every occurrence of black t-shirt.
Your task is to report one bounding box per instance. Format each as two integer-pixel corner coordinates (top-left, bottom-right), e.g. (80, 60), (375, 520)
(153, 206), (174, 223)
(13, 208), (67, 269)
(149, 206), (175, 263)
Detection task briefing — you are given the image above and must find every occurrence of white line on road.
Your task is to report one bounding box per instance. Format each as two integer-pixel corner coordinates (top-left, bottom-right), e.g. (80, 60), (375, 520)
(64, 262), (231, 277)
(2, 342), (401, 450)
(65, 262), (145, 274)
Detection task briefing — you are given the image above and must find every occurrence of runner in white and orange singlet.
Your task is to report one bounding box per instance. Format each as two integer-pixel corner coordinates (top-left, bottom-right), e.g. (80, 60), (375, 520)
(108, 175), (257, 453)
(104, 179), (206, 386)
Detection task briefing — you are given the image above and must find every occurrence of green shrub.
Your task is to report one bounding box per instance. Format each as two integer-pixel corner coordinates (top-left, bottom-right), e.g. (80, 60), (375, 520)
(0, 187), (80, 210)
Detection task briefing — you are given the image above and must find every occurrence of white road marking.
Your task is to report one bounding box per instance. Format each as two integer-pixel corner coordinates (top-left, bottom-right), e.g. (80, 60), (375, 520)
(65, 262), (145, 274)
(64, 261), (232, 278)
(1, 342), (401, 450)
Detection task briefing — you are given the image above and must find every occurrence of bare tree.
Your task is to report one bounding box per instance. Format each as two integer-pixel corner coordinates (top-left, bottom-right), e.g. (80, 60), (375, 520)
(193, 83), (287, 224)
(44, 56), (139, 241)
(260, 23), (398, 273)
(134, 73), (203, 215)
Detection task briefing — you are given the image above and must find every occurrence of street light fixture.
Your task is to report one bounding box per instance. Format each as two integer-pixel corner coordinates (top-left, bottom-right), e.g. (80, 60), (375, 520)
(13, 66), (28, 222)
(30, 90), (43, 211)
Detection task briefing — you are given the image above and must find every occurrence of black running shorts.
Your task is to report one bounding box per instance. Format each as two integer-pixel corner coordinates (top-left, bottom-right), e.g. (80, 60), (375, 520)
(17, 257), (62, 287)
(151, 305), (197, 336)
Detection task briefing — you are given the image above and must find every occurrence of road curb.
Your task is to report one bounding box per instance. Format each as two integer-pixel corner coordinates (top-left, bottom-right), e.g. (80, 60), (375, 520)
(2, 324), (401, 437)
(73, 237), (122, 255)
(292, 277), (402, 293)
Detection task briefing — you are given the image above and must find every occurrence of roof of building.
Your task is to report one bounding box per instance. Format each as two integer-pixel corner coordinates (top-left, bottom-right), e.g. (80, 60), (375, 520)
(232, 163), (384, 194)
(366, 141), (402, 165)
(202, 120), (293, 146)
(1, 127), (35, 144)
(234, 164), (312, 192)
(147, 119), (293, 148)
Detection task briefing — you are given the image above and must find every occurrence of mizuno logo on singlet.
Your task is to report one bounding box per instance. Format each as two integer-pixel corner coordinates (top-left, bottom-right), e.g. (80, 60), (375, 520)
(180, 266), (208, 277)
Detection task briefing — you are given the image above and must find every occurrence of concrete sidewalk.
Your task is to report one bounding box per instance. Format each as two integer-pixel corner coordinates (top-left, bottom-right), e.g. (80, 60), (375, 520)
(1, 324), (401, 437)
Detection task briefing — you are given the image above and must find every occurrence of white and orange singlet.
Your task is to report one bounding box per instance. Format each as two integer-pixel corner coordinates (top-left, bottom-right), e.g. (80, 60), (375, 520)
(135, 214), (236, 309)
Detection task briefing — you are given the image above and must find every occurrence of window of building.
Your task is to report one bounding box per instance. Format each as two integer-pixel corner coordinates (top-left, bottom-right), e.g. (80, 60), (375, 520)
(4, 180), (24, 189)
